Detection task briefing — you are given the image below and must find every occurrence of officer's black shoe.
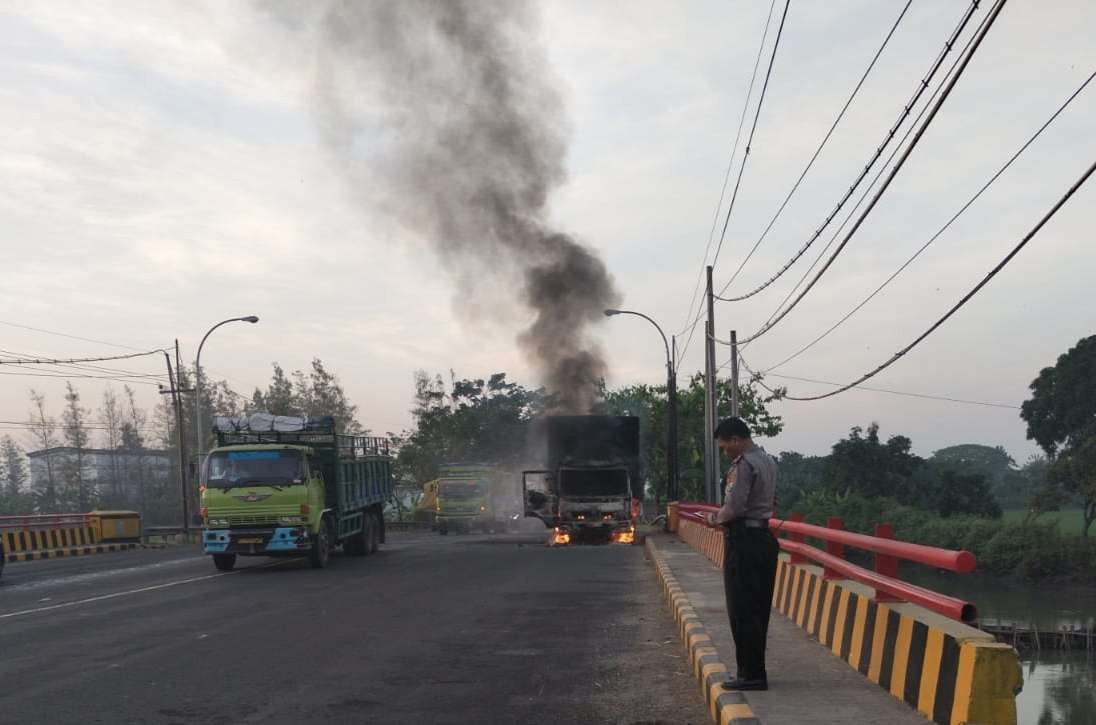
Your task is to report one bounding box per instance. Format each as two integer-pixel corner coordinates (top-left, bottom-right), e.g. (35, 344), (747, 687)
(720, 677), (768, 691)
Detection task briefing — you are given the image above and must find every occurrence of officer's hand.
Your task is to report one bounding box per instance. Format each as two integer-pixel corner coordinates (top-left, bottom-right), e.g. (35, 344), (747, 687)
(705, 512), (718, 527)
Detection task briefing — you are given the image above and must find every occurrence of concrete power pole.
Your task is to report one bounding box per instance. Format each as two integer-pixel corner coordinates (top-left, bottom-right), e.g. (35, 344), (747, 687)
(703, 266), (719, 504)
(730, 330), (740, 418)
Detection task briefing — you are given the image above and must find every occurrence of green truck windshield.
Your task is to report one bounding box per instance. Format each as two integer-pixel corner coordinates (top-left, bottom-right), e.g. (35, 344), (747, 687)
(439, 482), (485, 499)
(205, 450), (303, 488)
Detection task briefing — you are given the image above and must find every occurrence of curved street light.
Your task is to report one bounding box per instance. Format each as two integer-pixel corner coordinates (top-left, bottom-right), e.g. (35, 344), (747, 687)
(604, 308), (679, 502)
(194, 315), (259, 471)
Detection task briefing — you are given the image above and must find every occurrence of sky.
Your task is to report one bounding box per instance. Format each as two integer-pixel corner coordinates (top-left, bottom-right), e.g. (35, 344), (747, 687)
(1, 0), (1093, 462)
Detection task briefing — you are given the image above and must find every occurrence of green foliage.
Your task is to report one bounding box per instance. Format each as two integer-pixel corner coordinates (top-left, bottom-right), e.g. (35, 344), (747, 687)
(394, 372), (549, 486)
(823, 423), (919, 500)
(249, 358), (361, 434)
(602, 371), (783, 504)
(791, 492), (1096, 581)
(1021, 335), (1096, 536)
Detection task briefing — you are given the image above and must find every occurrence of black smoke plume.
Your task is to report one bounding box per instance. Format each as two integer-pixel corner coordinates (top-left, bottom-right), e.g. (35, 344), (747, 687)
(282, 0), (619, 412)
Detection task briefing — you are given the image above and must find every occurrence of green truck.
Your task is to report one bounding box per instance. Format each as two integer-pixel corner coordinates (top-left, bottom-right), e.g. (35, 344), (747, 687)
(200, 415), (393, 570)
(426, 463), (497, 535)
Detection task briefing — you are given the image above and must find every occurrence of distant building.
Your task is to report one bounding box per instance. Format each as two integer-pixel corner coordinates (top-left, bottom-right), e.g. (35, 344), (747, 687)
(27, 447), (173, 501)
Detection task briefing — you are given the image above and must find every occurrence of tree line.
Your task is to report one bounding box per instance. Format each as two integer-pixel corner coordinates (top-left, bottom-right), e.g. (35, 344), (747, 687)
(0, 358), (360, 522)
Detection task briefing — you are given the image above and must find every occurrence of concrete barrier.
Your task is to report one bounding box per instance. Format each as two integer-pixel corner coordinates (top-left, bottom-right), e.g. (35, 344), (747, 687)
(646, 536), (760, 725)
(772, 556), (1021, 725)
(675, 518), (1022, 725)
(1, 514), (141, 564)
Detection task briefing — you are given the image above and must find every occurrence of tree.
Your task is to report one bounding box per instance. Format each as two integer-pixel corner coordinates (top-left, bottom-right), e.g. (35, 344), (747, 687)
(774, 451), (826, 514)
(248, 359), (362, 434)
(98, 386), (124, 500)
(911, 465), (1001, 518)
(601, 371), (783, 505)
(27, 389), (60, 511)
(0, 435), (33, 514)
(823, 423), (920, 500)
(1021, 335), (1096, 536)
(1, 435), (28, 496)
(395, 372), (548, 486)
(931, 443), (1025, 510)
(60, 381), (92, 511)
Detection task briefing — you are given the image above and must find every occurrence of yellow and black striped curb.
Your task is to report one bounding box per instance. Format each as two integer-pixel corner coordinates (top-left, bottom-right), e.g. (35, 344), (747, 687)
(3, 526), (98, 553)
(645, 537), (761, 725)
(772, 556), (1022, 725)
(678, 518), (724, 568)
(5, 542), (141, 563)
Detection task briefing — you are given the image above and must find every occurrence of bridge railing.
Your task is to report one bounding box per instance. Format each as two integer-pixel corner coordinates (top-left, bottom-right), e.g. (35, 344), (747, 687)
(0, 513), (92, 530)
(674, 502), (978, 623)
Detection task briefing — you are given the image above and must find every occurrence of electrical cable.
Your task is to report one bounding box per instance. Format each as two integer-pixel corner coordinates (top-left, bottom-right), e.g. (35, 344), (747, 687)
(762, 68), (1096, 373)
(709, 0), (792, 273)
(734, 355), (1020, 409)
(738, 0), (1009, 345)
(716, 0), (913, 296)
(759, 156), (1096, 402)
(678, 0), (779, 340)
(714, 0), (983, 304)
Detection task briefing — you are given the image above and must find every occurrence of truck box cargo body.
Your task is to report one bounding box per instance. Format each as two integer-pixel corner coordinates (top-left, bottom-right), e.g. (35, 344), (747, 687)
(200, 416), (393, 570)
(524, 415), (640, 544)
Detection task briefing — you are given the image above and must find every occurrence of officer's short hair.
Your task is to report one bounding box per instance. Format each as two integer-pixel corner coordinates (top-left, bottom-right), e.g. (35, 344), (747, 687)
(715, 417), (751, 440)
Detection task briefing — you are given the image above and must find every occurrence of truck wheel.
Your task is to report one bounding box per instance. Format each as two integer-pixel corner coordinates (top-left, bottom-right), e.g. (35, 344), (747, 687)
(368, 513), (381, 554)
(212, 553), (236, 571)
(361, 514), (375, 557)
(346, 522), (366, 556)
(309, 518), (333, 569)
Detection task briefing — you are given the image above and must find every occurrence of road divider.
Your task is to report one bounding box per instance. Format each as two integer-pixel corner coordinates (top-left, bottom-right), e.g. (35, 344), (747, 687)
(646, 536), (760, 725)
(1, 512), (142, 565)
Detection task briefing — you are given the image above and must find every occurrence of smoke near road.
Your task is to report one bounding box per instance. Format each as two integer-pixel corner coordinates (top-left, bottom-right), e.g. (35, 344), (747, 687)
(274, 0), (618, 412)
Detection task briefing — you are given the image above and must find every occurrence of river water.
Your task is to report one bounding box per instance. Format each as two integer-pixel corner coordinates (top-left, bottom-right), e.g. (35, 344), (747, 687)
(906, 568), (1096, 724)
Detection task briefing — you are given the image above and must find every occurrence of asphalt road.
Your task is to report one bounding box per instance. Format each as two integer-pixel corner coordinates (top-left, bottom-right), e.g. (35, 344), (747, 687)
(0, 531), (710, 724)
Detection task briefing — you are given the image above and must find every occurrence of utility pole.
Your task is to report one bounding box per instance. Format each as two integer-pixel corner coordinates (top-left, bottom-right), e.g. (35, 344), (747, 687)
(160, 341), (194, 538)
(668, 335), (679, 502)
(730, 330), (740, 418)
(703, 265), (718, 504)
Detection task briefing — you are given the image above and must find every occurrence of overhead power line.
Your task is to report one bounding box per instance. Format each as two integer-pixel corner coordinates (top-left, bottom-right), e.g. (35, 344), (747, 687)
(0, 350), (165, 366)
(0, 370), (163, 386)
(0, 319), (149, 351)
(737, 0), (1009, 345)
(714, 0), (983, 305)
(763, 155), (1096, 402)
(734, 357), (1020, 410)
(678, 0), (791, 366)
(716, 0), (913, 297)
(763, 68), (1096, 373)
(708, 0), (792, 274)
(678, 0), (779, 340)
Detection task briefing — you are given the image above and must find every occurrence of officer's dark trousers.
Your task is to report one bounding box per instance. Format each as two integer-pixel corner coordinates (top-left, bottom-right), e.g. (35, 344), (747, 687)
(723, 525), (780, 680)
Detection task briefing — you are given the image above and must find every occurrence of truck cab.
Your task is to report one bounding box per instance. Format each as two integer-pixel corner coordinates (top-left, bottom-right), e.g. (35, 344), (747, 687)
(523, 416), (639, 545)
(201, 444), (324, 569)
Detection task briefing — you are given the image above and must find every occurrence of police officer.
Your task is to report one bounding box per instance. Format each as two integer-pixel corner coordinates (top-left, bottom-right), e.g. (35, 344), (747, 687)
(706, 417), (779, 691)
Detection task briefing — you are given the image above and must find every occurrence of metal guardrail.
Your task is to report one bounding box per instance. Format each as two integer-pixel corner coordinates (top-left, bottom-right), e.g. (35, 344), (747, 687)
(0, 513), (91, 530)
(674, 502), (978, 623)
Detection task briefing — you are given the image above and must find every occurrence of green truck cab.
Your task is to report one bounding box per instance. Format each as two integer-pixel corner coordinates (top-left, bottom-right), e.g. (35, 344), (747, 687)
(200, 416), (393, 570)
(429, 463), (495, 535)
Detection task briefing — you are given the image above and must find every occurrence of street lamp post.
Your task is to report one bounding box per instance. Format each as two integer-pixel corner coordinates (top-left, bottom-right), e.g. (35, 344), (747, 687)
(193, 316), (259, 521)
(604, 309), (679, 503)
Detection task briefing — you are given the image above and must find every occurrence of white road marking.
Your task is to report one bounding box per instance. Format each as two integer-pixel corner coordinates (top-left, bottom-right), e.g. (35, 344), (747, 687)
(0, 559), (298, 620)
(4, 554), (207, 592)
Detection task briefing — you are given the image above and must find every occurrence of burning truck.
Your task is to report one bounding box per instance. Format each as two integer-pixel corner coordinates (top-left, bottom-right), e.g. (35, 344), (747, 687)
(523, 415), (640, 545)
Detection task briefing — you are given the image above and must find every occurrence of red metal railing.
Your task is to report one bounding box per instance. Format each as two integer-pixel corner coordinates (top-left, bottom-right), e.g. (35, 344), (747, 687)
(0, 513), (92, 530)
(674, 502), (978, 623)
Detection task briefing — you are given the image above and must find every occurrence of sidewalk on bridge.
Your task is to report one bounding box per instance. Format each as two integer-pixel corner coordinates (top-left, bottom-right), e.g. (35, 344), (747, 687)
(651, 533), (930, 725)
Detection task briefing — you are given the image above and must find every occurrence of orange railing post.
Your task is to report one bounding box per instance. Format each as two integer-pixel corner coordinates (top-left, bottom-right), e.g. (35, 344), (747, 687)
(873, 522), (901, 602)
(823, 517), (845, 580)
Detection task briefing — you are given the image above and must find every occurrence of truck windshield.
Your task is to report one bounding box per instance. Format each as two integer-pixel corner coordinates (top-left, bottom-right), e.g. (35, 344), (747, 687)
(439, 482), (485, 499)
(205, 450), (303, 488)
(559, 468), (629, 497)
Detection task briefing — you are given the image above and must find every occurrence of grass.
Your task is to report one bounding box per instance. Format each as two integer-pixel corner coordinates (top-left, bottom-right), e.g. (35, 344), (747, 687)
(1002, 508), (1090, 536)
